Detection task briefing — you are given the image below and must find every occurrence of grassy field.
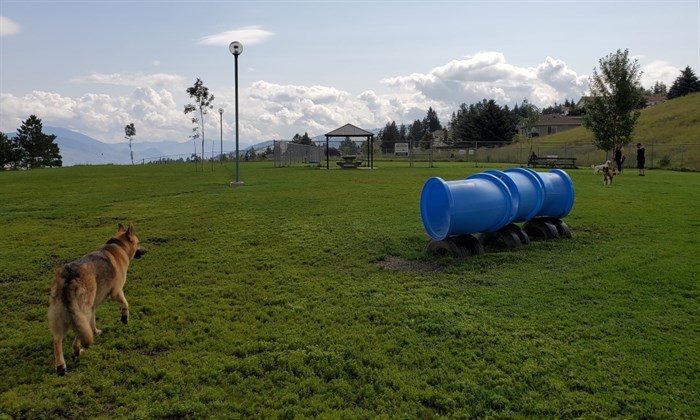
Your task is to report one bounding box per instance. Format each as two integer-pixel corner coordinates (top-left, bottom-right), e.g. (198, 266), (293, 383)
(1, 162), (698, 418)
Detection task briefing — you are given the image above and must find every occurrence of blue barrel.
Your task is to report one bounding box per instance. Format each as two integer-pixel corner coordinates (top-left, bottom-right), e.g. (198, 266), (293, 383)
(534, 169), (575, 218)
(420, 173), (516, 240)
(485, 168), (545, 222)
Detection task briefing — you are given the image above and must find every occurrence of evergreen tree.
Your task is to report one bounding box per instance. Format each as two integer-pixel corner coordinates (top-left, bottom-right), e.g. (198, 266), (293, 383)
(667, 66), (700, 99)
(14, 115), (62, 168)
(423, 107), (442, 132)
(408, 119), (425, 148)
(418, 131), (433, 150)
(379, 121), (401, 153)
(582, 49), (643, 152)
(339, 137), (358, 155)
(291, 132), (313, 145)
(473, 99), (516, 145)
(0, 132), (19, 169)
(398, 124), (408, 143)
(651, 81), (668, 95)
(447, 105), (466, 145)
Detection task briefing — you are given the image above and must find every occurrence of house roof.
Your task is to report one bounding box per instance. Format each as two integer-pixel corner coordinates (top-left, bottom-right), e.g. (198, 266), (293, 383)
(536, 114), (584, 126)
(325, 123), (374, 137)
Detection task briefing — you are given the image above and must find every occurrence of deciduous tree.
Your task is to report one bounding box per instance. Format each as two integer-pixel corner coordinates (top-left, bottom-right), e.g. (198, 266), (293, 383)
(184, 78), (215, 170)
(124, 123), (136, 165)
(582, 49), (642, 152)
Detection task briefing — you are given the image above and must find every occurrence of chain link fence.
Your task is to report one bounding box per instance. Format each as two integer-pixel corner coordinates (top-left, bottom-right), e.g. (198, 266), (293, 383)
(374, 141), (700, 171)
(137, 140), (699, 172)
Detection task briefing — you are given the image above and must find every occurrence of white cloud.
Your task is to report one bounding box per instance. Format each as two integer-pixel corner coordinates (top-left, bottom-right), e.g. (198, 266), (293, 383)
(382, 51), (589, 109)
(198, 26), (274, 46)
(641, 60), (681, 89)
(0, 16), (21, 36)
(0, 53), (619, 144)
(0, 88), (191, 143)
(70, 72), (185, 89)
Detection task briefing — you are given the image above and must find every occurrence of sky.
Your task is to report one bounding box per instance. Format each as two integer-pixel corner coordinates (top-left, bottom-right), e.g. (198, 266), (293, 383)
(1, 0), (699, 146)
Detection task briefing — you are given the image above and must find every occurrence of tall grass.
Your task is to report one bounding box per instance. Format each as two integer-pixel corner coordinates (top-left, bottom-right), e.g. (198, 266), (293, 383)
(1, 162), (698, 418)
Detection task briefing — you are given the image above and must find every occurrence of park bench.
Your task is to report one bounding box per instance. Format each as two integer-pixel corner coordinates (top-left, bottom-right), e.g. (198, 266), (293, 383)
(530, 155), (577, 169)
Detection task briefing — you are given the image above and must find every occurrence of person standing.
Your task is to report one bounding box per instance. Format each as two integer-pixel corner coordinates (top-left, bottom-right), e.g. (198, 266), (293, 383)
(614, 143), (625, 173)
(636, 143), (645, 176)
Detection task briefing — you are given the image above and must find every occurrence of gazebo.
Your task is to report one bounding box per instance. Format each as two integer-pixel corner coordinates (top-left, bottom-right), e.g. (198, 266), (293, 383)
(324, 123), (375, 169)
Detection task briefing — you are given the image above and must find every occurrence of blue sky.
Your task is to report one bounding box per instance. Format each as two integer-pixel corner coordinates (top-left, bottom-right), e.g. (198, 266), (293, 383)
(1, 0), (699, 145)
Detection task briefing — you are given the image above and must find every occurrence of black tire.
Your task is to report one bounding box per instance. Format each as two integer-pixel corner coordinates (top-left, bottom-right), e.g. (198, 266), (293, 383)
(506, 223), (530, 246)
(552, 219), (572, 239)
(523, 219), (560, 240)
(499, 229), (522, 249)
(479, 229), (522, 250)
(425, 239), (453, 257)
(447, 237), (472, 258)
(426, 238), (471, 258)
(454, 234), (484, 256)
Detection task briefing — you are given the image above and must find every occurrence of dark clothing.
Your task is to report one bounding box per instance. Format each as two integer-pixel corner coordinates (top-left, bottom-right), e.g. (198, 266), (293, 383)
(614, 148), (624, 172)
(637, 147), (645, 169)
(527, 153), (537, 168)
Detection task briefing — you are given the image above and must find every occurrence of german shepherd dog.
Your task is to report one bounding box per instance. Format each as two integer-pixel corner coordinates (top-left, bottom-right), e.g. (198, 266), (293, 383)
(48, 223), (146, 376)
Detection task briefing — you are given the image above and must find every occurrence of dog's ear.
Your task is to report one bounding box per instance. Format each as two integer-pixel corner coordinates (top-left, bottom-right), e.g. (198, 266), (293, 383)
(125, 223), (134, 239)
(118, 223), (126, 232)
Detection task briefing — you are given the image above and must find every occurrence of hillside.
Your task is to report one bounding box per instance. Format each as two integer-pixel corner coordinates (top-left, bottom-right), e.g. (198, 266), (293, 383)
(504, 93), (700, 170)
(539, 92), (700, 146)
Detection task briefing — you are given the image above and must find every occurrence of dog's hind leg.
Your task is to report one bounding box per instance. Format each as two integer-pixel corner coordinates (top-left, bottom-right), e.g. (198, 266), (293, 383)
(49, 302), (69, 375)
(90, 308), (102, 336)
(52, 332), (67, 376)
(113, 290), (129, 324)
(71, 310), (94, 358)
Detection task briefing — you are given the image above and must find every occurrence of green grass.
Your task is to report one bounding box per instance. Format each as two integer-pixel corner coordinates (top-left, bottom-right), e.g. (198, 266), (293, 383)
(1, 162), (698, 418)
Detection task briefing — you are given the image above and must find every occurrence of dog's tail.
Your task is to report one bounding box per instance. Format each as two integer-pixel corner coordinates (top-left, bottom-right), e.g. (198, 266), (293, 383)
(59, 264), (94, 348)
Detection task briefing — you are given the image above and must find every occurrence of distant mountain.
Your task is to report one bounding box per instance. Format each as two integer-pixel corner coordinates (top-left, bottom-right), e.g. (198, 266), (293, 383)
(5, 126), (382, 166)
(6, 127), (255, 166)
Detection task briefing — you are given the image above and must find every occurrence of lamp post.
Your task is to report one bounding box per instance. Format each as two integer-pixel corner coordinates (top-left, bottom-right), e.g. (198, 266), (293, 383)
(218, 108), (224, 163)
(229, 41), (244, 186)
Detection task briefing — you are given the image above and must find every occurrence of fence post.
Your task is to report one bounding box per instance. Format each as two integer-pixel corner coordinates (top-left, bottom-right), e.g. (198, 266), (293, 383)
(681, 145), (685, 170)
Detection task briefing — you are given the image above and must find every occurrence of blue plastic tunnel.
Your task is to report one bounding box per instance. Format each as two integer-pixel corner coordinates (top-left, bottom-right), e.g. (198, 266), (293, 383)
(420, 168), (574, 241)
(534, 169), (575, 218)
(485, 168), (545, 223)
(420, 173), (516, 241)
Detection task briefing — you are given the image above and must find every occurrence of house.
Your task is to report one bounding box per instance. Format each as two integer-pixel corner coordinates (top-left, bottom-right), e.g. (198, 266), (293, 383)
(519, 114), (584, 137)
(643, 95), (667, 107)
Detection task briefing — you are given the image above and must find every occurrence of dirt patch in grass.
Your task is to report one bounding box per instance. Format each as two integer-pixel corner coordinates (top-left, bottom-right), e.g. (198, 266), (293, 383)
(377, 256), (444, 273)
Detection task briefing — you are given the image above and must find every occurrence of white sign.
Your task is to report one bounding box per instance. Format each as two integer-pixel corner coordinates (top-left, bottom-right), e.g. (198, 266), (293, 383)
(394, 143), (409, 156)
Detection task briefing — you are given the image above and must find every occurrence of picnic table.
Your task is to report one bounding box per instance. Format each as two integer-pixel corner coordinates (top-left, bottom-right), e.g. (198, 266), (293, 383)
(529, 155), (577, 169)
(336, 155), (362, 169)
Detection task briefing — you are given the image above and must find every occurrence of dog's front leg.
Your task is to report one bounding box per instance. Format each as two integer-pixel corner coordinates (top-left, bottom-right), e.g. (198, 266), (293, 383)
(113, 290), (129, 324)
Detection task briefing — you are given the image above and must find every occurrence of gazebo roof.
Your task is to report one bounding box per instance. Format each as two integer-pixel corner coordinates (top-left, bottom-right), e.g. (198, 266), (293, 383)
(325, 123), (374, 137)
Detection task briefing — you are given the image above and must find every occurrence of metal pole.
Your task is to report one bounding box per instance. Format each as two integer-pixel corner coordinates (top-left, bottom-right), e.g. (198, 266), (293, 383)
(235, 53), (240, 182)
(219, 108), (223, 163)
(229, 41), (244, 186)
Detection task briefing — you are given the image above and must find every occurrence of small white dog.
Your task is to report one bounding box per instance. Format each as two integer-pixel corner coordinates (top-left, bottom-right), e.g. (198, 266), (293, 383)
(592, 160), (611, 174)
